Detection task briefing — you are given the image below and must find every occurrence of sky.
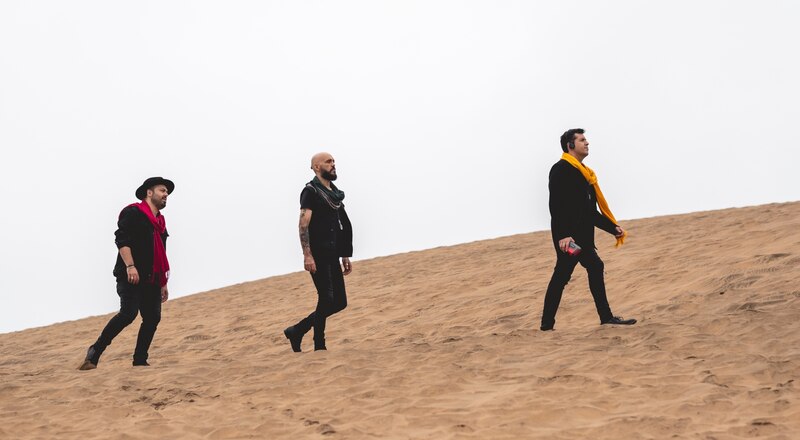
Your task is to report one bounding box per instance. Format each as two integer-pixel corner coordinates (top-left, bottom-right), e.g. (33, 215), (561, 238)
(1, 0), (798, 334)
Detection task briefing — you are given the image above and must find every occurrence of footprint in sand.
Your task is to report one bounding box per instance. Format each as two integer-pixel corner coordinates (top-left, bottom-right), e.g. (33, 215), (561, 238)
(754, 253), (790, 264)
(317, 423), (336, 435)
(226, 326), (253, 334)
(715, 272), (762, 291)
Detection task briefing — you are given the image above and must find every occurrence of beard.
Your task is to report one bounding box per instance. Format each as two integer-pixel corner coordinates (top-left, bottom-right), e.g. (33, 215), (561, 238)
(151, 196), (167, 210)
(321, 170), (337, 181)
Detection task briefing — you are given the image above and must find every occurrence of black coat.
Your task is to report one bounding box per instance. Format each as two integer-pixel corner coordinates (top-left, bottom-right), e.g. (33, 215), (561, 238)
(112, 205), (168, 282)
(548, 159), (618, 250)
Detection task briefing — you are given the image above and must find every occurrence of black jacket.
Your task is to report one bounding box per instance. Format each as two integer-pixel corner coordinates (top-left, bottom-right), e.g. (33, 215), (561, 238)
(549, 159), (618, 249)
(112, 205), (168, 282)
(300, 186), (353, 258)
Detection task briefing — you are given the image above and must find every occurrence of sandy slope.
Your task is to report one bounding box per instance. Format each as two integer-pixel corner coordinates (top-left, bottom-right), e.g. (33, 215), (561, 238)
(1, 202), (799, 439)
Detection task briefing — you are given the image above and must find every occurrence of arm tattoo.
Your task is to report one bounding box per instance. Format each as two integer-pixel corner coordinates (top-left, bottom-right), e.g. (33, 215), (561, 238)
(299, 209), (311, 254)
(300, 227), (311, 254)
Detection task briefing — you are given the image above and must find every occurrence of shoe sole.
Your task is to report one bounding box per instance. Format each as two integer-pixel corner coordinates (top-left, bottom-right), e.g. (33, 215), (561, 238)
(78, 360), (97, 371)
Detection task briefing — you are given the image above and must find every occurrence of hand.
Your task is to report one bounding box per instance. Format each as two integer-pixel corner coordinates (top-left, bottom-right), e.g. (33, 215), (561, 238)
(161, 285), (169, 303)
(342, 257), (352, 276)
(614, 226), (625, 238)
(304, 255), (317, 274)
(558, 237), (575, 253)
(126, 266), (140, 285)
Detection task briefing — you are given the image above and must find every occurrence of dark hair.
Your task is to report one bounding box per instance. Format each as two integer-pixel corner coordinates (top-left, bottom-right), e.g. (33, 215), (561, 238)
(560, 128), (585, 153)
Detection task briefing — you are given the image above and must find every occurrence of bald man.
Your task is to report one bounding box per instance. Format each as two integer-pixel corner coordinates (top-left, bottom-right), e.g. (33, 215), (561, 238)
(283, 153), (354, 352)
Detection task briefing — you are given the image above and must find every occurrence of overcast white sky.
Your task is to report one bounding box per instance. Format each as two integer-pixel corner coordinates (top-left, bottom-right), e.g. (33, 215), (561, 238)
(1, 1), (798, 334)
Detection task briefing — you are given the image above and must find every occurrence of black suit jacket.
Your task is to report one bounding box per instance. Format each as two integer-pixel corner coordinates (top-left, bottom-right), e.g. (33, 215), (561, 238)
(549, 159), (618, 250)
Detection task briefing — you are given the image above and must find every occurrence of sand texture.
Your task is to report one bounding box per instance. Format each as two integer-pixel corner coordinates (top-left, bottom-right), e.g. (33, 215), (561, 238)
(1, 202), (799, 439)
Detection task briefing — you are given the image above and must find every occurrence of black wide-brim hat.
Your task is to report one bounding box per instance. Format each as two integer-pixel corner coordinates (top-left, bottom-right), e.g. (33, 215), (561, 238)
(135, 177), (175, 200)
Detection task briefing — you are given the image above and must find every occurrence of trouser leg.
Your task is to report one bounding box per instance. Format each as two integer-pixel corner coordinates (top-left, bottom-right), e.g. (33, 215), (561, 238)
(293, 257), (348, 344)
(329, 262), (347, 315)
(90, 282), (140, 364)
(541, 248), (580, 329)
(292, 272), (325, 337)
(580, 250), (614, 323)
(310, 258), (335, 347)
(133, 284), (162, 363)
(309, 257), (347, 347)
(294, 312), (315, 336)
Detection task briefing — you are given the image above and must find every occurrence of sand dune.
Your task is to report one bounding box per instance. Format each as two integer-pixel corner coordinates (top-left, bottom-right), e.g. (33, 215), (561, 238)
(1, 202), (799, 439)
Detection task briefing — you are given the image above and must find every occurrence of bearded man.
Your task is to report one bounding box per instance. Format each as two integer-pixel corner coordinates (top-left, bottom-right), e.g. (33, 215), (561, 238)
(284, 153), (353, 352)
(79, 177), (173, 369)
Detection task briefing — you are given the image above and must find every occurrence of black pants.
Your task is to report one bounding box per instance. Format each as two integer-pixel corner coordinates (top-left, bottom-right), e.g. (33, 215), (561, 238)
(90, 281), (162, 364)
(293, 256), (347, 347)
(541, 246), (613, 329)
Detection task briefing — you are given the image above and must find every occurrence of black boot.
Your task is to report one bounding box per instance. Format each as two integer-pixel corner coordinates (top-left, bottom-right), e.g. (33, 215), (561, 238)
(78, 346), (99, 370)
(284, 326), (304, 352)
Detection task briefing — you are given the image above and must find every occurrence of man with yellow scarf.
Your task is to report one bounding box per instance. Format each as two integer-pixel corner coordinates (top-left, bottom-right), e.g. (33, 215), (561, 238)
(540, 128), (636, 331)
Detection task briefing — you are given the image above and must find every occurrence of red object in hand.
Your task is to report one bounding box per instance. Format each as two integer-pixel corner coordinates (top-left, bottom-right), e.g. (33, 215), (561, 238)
(566, 241), (582, 257)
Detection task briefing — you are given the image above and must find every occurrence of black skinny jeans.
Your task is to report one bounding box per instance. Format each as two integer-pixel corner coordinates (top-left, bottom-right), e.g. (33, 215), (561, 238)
(90, 281), (162, 364)
(294, 256), (348, 347)
(541, 246), (614, 329)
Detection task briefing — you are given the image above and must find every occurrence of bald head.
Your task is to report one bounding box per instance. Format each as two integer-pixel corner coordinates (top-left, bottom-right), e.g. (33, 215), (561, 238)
(310, 152), (337, 181)
(311, 152), (332, 169)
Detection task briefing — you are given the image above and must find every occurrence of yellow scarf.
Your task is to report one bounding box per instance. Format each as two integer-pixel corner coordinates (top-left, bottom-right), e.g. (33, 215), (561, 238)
(560, 153), (626, 247)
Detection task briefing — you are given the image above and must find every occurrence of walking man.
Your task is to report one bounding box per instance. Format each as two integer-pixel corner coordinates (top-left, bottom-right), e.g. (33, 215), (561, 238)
(284, 152), (353, 352)
(79, 177), (173, 369)
(541, 129), (636, 331)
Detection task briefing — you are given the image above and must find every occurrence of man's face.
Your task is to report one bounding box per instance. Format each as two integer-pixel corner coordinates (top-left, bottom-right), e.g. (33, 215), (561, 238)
(317, 155), (337, 181)
(571, 134), (589, 158)
(148, 185), (168, 210)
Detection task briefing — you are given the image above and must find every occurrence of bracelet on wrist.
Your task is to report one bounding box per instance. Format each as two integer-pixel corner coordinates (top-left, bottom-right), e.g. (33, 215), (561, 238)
(126, 264), (135, 269)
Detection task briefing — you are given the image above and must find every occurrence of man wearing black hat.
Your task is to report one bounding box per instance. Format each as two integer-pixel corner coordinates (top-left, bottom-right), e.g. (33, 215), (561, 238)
(283, 152), (353, 352)
(79, 177), (174, 370)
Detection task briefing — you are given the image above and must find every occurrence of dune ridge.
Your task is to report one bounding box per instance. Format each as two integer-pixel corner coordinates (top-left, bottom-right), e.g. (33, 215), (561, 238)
(1, 202), (799, 439)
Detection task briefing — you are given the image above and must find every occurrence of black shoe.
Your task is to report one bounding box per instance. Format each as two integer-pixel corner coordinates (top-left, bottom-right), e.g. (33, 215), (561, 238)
(540, 325), (554, 331)
(78, 346), (98, 371)
(284, 326), (303, 352)
(132, 360), (150, 367)
(314, 345), (327, 351)
(602, 316), (637, 325)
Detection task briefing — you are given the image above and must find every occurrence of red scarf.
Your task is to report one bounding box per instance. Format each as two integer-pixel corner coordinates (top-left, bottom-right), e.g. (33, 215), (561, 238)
(127, 201), (170, 286)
